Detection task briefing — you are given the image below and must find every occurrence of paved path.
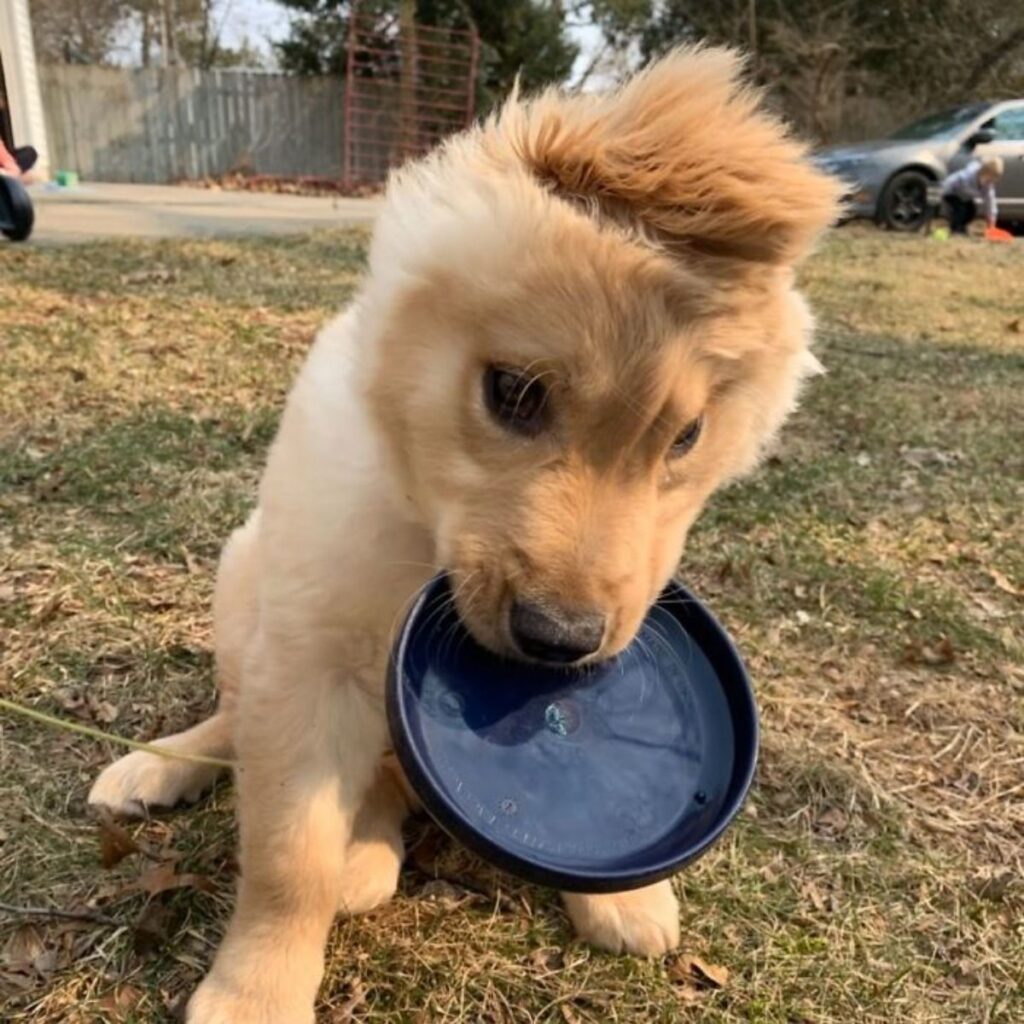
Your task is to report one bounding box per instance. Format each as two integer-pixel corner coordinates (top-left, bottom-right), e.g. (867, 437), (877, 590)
(26, 182), (383, 244)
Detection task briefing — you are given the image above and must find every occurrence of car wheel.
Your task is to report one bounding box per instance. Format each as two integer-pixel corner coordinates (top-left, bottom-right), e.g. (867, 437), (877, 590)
(878, 169), (931, 232)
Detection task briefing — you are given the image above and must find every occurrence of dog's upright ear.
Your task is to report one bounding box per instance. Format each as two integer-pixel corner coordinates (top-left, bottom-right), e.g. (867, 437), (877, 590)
(505, 47), (842, 267)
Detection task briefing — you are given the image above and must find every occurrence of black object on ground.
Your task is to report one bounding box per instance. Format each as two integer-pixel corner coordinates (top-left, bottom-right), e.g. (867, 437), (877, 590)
(0, 173), (33, 241)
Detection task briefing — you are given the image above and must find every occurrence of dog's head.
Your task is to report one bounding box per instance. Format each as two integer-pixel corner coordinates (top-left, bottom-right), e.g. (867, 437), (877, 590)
(366, 47), (841, 664)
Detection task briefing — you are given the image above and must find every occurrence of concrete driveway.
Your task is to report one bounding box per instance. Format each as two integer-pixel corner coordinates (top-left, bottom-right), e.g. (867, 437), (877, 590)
(26, 182), (382, 244)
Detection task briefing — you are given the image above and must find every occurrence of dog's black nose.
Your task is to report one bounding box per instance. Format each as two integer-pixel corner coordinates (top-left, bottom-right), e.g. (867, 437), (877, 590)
(509, 600), (606, 664)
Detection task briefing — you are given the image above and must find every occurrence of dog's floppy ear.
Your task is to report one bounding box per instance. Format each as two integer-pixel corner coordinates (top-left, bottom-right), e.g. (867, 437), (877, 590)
(507, 47), (842, 266)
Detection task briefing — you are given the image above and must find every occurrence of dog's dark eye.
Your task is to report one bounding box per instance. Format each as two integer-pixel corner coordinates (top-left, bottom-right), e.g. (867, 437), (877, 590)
(484, 365), (549, 436)
(669, 416), (703, 457)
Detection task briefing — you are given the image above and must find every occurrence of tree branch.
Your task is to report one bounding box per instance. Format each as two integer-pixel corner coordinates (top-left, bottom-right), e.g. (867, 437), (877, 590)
(573, 40), (610, 90)
(963, 25), (1024, 94)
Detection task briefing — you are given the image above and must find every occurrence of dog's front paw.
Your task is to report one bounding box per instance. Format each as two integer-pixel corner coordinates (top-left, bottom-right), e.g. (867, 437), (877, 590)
(89, 749), (217, 817)
(562, 881), (680, 957)
(186, 975), (315, 1024)
(337, 832), (402, 915)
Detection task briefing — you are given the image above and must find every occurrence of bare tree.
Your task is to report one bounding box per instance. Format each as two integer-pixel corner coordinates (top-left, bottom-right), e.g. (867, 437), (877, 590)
(592, 0), (1024, 141)
(177, 0), (267, 70)
(962, 24), (1024, 94)
(762, 3), (859, 140)
(30, 0), (127, 64)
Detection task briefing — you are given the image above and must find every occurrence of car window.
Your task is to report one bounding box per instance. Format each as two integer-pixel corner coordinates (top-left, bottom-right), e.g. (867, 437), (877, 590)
(889, 103), (991, 140)
(992, 108), (1024, 141)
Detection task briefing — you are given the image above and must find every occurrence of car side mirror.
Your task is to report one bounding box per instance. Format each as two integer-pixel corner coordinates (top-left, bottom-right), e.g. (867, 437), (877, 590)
(964, 128), (996, 150)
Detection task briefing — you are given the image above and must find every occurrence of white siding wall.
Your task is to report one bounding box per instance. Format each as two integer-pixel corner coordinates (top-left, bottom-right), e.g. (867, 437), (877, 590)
(0, 0), (50, 176)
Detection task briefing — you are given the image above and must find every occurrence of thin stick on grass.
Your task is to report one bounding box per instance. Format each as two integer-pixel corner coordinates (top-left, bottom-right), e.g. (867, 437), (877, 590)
(0, 902), (119, 927)
(0, 698), (235, 769)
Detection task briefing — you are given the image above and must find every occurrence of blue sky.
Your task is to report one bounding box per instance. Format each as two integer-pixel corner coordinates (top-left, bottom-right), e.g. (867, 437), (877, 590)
(219, 0), (288, 56)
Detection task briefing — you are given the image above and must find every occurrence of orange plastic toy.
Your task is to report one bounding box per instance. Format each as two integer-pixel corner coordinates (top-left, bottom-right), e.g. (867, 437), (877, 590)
(984, 225), (1014, 242)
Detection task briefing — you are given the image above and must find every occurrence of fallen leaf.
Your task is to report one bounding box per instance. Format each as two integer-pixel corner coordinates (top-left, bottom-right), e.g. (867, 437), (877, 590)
(2, 924), (45, 969)
(133, 861), (214, 897)
(953, 958), (982, 984)
(31, 948), (58, 977)
(88, 697), (120, 724)
(899, 446), (963, 469)
(32, 592), (63, 624)
(181, 545), (202, 575)
(821, 657), (844, 683)
(924, 637), (956, 665)
(530, 947), (564, 973)
(816, 807), (849, 834)
(674, 984), (703, 1004)
(0, 923), (59, 982)
(689, 955), (730, 989)
(971, 593), (1006, 619)
(417, 879), (462, 905)
(161, 989), (190, 1019)
(53, 692), (86, 716)
(98, 984), (144, 1020)
(331, 977), (367, 1021)
(996, 660), (1024, 691)
(971, 869), (1016, 903)
(989, 569), (1020, 597)
(133, 902), (172, 956)
(0, 967), (36, 991)
(998, 625), (1019, 652)
(667, 952), (730, 990)
(902, 637), (956, 667)
(55, 689), (119, 725)
(952, 770), (982, 795)
(120, 267), (177, 286)
(98, 811), (141, 869)
(800, 880), (827, 912)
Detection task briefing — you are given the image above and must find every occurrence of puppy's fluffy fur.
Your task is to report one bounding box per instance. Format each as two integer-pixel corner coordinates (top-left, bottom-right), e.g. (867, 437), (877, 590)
(90, 48), (840, 1023)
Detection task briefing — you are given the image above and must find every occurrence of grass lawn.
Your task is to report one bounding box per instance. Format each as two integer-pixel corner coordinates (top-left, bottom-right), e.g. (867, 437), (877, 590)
(1, 226), (1022, 1023)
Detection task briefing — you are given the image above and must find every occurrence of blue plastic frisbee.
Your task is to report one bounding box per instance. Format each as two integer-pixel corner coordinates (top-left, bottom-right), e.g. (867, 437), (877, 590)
(387, 575), (758, 893)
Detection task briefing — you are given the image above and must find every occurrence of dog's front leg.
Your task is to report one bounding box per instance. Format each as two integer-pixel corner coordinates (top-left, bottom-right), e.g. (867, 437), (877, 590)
(562, 882), (681, 957)
(188, 642), (386, 1024)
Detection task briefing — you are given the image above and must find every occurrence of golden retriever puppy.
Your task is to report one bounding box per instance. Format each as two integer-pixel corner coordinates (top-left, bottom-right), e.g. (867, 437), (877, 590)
(89, 47), (840, 1024)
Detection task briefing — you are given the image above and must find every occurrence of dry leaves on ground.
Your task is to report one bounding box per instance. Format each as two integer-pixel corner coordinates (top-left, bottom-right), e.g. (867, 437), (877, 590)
(329, 977), (367, 1022)
(989, 569), (1020, 597)
(95, 816), (216, 956)
(667, 951), (730, 1001)
(97, 813), (142, 870)
(97, 983), (145, 1021)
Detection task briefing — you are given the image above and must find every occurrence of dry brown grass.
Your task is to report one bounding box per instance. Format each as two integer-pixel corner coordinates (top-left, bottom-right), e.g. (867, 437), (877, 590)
(1, 227), (1022, 1023)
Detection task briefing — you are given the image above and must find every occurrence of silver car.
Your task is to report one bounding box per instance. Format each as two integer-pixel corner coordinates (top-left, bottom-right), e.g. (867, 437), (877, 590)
(815, 100), (1024, 230)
